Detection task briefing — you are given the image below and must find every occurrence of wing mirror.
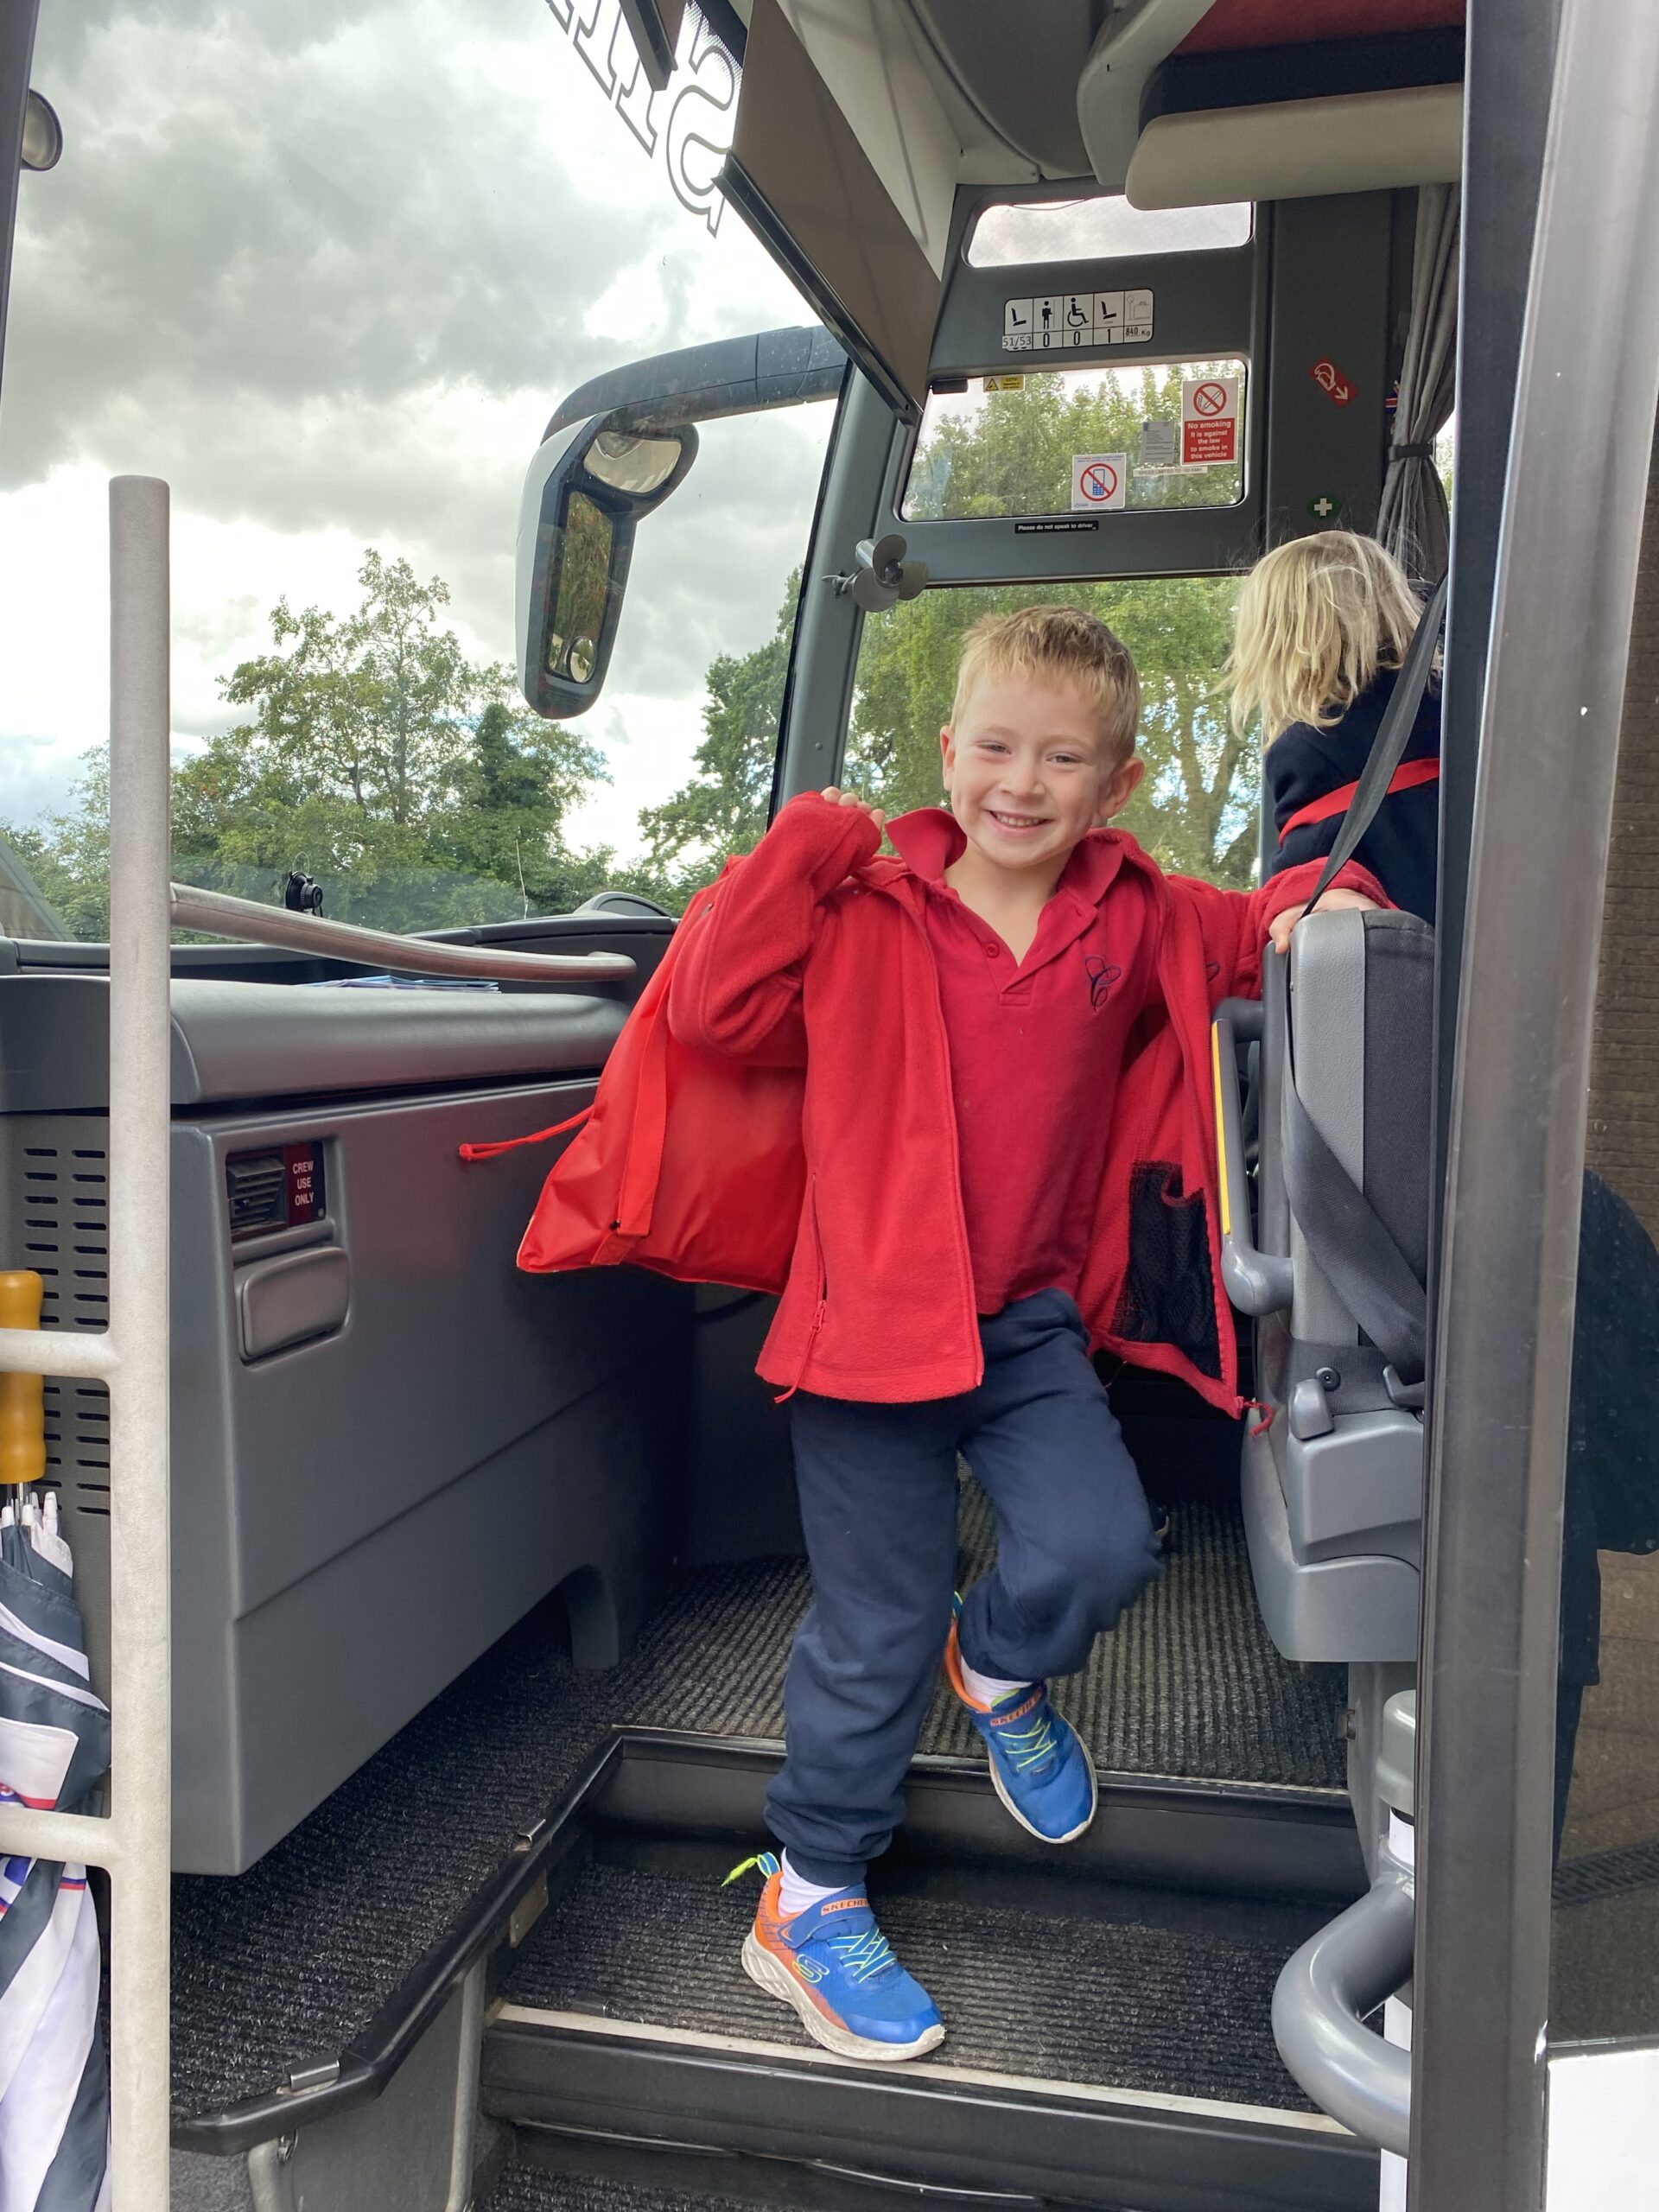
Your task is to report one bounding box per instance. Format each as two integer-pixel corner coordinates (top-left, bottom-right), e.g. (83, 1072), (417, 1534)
(515, 416), (698, 718)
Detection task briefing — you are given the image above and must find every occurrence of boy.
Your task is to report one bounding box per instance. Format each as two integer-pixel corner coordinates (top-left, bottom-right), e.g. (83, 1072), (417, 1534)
(663, 607), (1381, 2063)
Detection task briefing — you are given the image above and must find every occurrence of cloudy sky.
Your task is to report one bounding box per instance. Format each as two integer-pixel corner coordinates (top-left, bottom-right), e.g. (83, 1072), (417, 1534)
(0, 0), (834, 855)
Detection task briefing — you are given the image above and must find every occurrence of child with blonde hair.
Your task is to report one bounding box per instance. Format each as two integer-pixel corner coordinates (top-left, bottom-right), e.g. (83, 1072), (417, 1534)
(648, 605), (1379, 2057)
(503, 605), (1384, 2061)
(1230, 531), (1440, 920)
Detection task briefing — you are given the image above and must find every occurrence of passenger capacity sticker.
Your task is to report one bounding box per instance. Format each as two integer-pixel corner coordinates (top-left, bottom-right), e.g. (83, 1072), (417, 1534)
(1004, 288), (1153, 352)
(1181, 374), (1239, 465)
(1071, 454), (1128, 511)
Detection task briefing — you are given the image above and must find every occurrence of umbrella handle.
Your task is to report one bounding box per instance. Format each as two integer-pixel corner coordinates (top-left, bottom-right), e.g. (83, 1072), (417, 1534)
(0, 1272), (46, 1503)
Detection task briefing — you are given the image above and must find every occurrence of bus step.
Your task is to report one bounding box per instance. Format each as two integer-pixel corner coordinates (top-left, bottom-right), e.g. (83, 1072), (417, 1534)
(478, 1731), (1378, 2212)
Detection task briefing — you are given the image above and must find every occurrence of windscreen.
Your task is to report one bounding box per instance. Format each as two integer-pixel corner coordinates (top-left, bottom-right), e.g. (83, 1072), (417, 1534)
(0, 3), (830, 935)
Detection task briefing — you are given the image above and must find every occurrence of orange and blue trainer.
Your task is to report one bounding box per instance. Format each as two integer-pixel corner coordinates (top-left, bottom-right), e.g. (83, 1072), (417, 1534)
(945, 1616), (1097, 1844)
(728, 1853), (944, 2063)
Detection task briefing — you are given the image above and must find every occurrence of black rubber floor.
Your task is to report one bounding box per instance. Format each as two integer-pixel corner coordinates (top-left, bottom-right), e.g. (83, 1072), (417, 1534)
(499, 1853), (1321, 2113)
(171, 1487), (1344, 2121)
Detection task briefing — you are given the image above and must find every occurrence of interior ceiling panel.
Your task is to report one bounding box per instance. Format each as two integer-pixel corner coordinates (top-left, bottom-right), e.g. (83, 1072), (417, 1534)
(1177, 0), (1465, 52)
(905, 0), (1105, 177)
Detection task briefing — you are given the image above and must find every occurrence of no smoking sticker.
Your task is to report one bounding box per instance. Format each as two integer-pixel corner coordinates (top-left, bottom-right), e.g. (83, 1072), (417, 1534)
(1180, 374), (1239, 466)
(1071, 453), (1128, 511)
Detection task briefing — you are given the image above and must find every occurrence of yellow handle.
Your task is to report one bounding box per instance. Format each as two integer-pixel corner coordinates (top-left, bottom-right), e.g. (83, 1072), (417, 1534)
(0, 1271), (46, 1490)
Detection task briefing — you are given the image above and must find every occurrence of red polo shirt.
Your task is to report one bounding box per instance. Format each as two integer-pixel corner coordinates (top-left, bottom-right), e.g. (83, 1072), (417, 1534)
(886, 810), (1160, 1318)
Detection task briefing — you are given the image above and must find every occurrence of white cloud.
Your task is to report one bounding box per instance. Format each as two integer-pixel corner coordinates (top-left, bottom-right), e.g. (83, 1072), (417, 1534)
(1, 0), (823, 868)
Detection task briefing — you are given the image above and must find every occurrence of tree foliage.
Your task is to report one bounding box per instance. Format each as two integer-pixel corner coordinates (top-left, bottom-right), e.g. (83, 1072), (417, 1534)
(3, 753), (111, 940)
(167, 551), (620, 931)
(633, 575), (797, 898)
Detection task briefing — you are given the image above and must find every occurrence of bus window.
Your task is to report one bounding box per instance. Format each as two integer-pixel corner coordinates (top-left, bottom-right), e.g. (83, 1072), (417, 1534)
(1551, 594), (1659, 2044)
(0, 5), (832, 939)
(966, 194), (1252, 266)
(842, 576), (1252, 888)
(904, 361), (1248, 522)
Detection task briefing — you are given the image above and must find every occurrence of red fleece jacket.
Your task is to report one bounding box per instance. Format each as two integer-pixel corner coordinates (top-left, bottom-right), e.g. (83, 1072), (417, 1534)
(495, 795), (1382, 1415)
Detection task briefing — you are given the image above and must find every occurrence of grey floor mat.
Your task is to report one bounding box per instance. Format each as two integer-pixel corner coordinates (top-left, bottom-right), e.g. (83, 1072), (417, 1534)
(626, 1486), (1345, 1785)
(480, 2161), (758, 2212)
(171, 1488), (1343, 2121)
(499, 1854), (1320, 2112)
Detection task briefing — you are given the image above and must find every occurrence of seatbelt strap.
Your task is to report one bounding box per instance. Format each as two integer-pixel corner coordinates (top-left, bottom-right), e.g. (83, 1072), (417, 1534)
(1279, 756), (1440, 843)
(1302, 574), (1449, 915)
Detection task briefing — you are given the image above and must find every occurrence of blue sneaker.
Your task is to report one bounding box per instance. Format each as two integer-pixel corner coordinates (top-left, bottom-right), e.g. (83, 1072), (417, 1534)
(727, 1853), (944, 2063)
(945, 1617), (1097, 1844)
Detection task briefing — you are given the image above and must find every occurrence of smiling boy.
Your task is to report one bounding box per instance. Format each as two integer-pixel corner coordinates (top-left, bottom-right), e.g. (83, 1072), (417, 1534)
(652, 607), (1380, 2061)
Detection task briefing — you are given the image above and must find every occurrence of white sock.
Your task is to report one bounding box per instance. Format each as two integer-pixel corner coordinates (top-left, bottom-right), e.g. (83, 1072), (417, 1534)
(779, 1853), (855, 1917)
(960, 1656), (1031, 1708)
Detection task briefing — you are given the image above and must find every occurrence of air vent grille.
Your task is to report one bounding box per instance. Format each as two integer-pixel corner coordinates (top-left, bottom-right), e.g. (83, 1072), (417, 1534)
(18, 1143), (109, 1332)
(17, 1140), (111, 1518)
(226, 1151), (287, 1237)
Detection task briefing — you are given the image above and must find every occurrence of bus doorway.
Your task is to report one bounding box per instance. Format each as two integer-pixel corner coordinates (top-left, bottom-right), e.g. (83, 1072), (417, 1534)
(3, 3), (1657, 2210)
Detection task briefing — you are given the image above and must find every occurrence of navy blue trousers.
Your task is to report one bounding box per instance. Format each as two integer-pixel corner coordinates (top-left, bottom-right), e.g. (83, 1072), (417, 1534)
(766, 1290), (1163, 1885)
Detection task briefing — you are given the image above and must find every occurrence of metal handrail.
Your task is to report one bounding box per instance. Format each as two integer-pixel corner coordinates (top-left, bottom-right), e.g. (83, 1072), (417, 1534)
(0, 478), (176, 2203)
(1271, 1858), (1414, 2156)
(169, 881), (637, 982)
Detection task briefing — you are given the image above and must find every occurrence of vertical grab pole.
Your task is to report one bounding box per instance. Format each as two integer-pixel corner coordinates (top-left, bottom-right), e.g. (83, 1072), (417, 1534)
(106, 475), (172, 2206)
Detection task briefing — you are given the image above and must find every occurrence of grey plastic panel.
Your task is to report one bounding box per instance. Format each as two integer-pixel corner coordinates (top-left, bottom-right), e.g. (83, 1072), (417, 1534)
(0, 972), (627, 1112)
(1284, 1409), (1423, 1566)
(1262, 193), (1393, 541)
(1346, 1661), (1418, 1878)
(1239, 909), (1433, 1669)
(1242, 1423), (1419, 1663)
(2, 1081), (692, 1874)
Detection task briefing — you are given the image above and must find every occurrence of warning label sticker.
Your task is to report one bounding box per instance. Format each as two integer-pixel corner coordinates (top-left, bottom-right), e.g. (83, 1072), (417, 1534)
(1071, 454), (1128, 512)
(1004, 289), (1154, 353)
(1180, 375), (1239, 466)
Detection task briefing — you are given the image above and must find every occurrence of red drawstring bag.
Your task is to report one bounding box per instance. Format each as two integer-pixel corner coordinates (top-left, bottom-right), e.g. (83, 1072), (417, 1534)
(461, 882), (806, 1294)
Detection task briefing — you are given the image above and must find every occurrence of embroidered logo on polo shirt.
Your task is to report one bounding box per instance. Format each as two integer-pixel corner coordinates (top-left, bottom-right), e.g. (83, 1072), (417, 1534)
(1084, 954), (1122, 1010)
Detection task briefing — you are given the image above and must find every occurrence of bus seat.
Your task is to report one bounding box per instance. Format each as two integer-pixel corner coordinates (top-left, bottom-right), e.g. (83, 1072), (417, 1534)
(1216, 906), (1435, 1665)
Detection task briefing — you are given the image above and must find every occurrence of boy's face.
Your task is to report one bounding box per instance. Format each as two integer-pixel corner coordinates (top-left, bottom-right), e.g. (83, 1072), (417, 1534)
(940, 674), (1143, 883)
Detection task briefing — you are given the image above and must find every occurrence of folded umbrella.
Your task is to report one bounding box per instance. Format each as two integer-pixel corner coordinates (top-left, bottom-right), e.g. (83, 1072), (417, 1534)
(0, 1274), (110, 2212)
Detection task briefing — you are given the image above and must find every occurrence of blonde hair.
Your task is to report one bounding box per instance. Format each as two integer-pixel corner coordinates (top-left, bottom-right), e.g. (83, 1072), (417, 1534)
(951, 603), (1141, 766)
(1228, 532), (1424, 745)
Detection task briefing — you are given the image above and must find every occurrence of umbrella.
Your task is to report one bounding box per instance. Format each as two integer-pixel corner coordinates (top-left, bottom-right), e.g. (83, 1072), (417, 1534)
(0, 1272), (111, 2212)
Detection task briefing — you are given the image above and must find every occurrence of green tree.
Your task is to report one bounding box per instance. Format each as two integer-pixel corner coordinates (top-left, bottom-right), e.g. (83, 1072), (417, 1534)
(632, 575), (798, 903)
(1, 751), (111, 939)
(171, 553), (613, 931)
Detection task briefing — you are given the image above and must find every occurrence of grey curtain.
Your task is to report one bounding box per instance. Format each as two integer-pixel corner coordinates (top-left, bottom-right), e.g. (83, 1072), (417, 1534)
(1378, 182), (1460, 581)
